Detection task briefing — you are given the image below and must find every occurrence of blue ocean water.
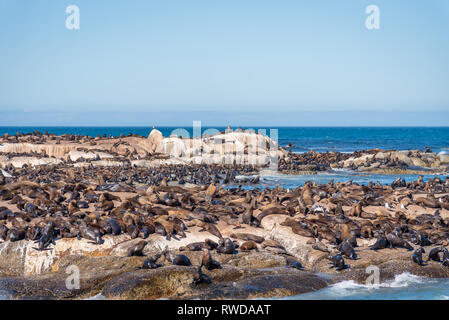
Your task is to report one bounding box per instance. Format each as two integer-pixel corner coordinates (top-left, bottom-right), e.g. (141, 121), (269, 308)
(2, 126), (447, 187)
(1, 127), (448, 154)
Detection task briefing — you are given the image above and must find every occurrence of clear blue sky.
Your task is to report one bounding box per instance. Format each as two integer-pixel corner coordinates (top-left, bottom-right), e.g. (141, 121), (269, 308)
(0, 0), (448, 125)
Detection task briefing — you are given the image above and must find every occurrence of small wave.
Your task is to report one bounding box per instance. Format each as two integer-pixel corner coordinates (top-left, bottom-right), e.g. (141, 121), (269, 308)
(328, 273), (427, 291)
(85, 293), (106, 300)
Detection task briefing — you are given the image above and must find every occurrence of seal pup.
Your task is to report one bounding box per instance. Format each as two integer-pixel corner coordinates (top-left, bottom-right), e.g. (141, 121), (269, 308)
(328, 253), (348, 271)
(285, 256), (304, 270)
(27, 225), (41, 241)
(201, 249), (222, 271)
(386, 233), (413, 251)
(127, 240), (147, 257)
(369, 235), (389, 251)
(412, 247), (426, 266)
(163, 250), (192, 266)
(36, 221), (56, 251)
(204, 238), (219, 250)
(138, 253), (162, 269)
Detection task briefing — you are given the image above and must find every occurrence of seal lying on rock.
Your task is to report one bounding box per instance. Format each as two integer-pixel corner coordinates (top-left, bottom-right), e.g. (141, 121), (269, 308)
(8, 228), (26, 242)
(78, 224), (102, 245)
(163, 250), (192, 266)
(386, 233), (414, 251)
(328, 253), (348, 271)
(285, 256), (304, 270)
(36, 221), (56, 250)
(230, 233), (264, 243)
(369, 235), (389, 250)
(239, 240), (259, 251)
(337, 239), (357, 260)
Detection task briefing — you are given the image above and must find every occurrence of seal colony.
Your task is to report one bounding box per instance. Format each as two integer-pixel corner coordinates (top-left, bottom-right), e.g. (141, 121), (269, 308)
(0, 129), (448, 299)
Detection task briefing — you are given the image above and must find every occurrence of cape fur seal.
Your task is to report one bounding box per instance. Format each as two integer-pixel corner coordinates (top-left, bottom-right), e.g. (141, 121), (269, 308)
(36, 221), (56, 250)
(428, 247), (444, 262)
(328, 253), (348, 271)
(201, 249), (222, 270)
(127, 240), (147, 256)
(216, 238), (236, 254)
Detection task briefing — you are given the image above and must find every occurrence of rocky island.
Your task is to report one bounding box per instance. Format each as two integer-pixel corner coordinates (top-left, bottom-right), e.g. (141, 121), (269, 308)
(0, 129), (448, 299)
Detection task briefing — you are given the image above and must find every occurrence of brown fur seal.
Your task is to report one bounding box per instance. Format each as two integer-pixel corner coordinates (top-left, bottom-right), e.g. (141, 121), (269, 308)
(78, 224), (102, 244)
(337, 239), (357, 260)
(36, 221), (56, 250)
(255, 206), (292, 224)
(180, 242), (205, 251)
(285, 256), (304, 270)
(201, 249), (222, 270)
(230, 233), (264, 243)
(193, 266), (212, 285)
(412, 247), (425, 265)
(139, 253), (162, 269)
(386, 233), (413, 251)
(199, 223), (222, 239)
(163, 250), (192, 266)
(428, 247), (444, 262)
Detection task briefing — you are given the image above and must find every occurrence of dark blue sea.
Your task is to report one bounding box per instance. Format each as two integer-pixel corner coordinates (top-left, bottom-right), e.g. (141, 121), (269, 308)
(1, 127), (448, 154)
